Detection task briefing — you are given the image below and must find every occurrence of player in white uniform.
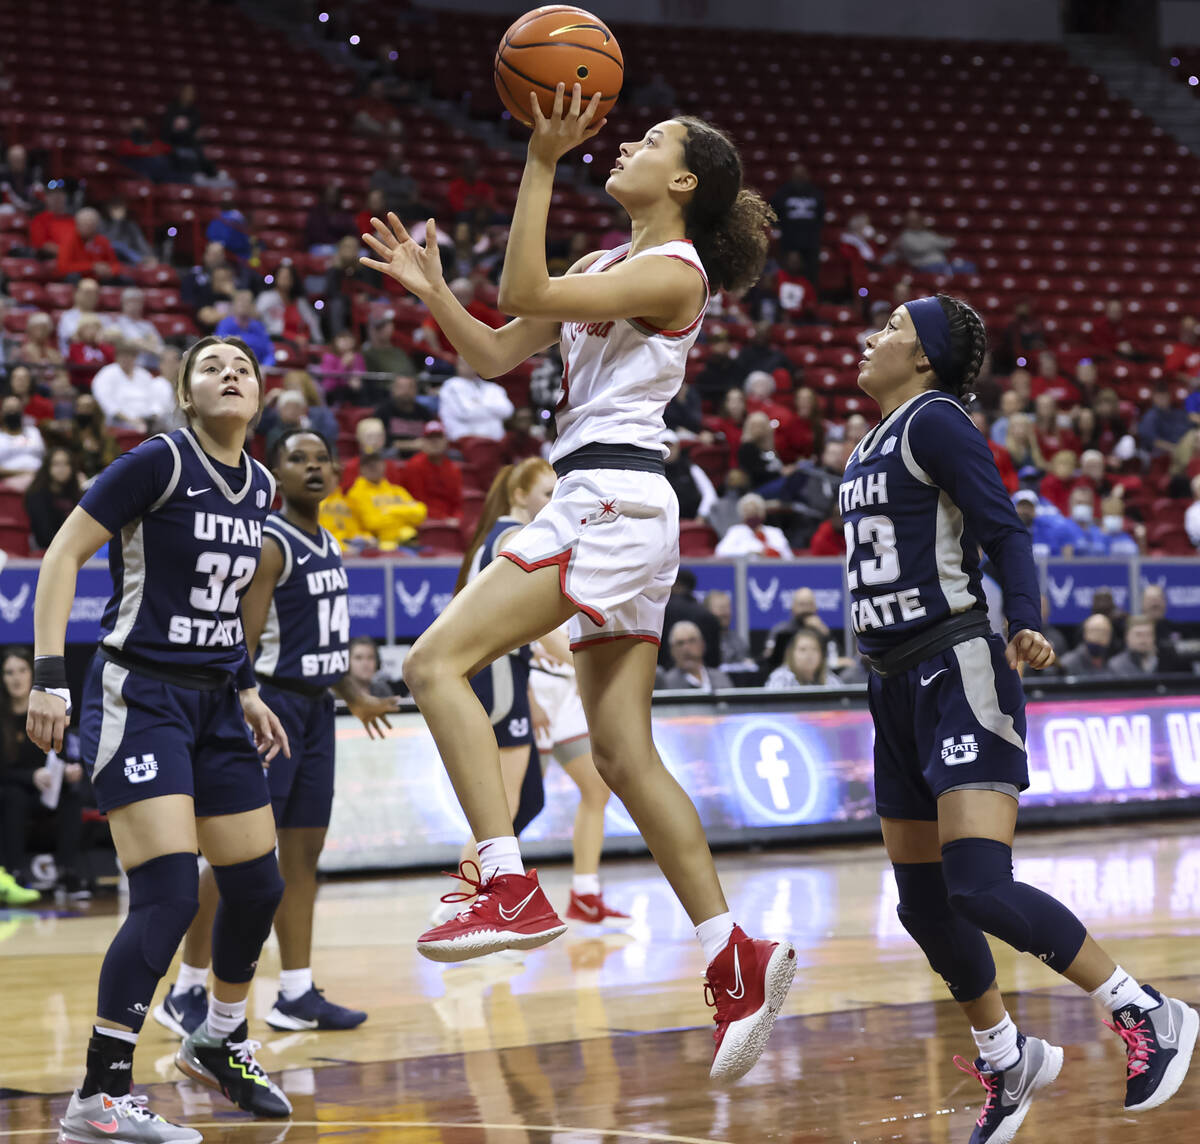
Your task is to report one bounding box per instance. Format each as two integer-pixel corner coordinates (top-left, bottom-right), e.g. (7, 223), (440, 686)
(361, 83), (795, 1081)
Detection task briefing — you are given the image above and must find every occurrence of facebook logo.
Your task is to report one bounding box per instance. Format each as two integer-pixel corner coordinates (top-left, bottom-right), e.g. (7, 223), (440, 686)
(729, 721), (822, 826)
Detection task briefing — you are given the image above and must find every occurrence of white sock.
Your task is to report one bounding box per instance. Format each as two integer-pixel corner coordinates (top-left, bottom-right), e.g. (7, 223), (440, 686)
(94, 1025), (138, 1046)
(572, 873), (601, 896)
(174, 963), (209, 993)
(206, 997), (247, 1040)
(476, 836), (524, 881)
(278, 967), (313, 1002)
(1090, 965), (1157, 1013)
(972, 1013), (1021, 1072)
(695, 912), (736, 964)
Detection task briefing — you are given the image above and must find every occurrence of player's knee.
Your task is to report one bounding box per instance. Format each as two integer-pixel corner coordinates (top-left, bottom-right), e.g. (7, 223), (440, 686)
(401, 640), (436, 696)
(941, 837), (1014, 920)
(128, 851), (201, 977)
(211, 849), (285, 983)
(587, 743), (637, 793)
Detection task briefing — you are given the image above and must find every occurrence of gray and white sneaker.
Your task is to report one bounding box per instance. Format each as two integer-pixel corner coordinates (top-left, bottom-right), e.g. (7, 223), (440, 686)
(58, 1090), (202, 1144)
(953, 1033), (1063, 1144)
(1105, 986), (1200, 1112)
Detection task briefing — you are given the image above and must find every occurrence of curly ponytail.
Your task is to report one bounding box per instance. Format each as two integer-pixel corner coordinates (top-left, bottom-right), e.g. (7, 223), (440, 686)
(931, 294), (987, 404)
(675, 117), (775, 296)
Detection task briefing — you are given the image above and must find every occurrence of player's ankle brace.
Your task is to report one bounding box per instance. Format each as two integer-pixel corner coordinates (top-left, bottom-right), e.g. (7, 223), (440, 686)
(942, 838), (1087, 973)
(893, 861), (996, 1002)
(211, 850), (285, 984)
(96, 851), (200, 1030)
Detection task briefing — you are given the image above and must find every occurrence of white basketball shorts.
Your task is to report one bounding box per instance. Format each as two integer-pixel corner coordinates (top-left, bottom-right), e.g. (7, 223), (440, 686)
(529, 669), (590, 755)
(500, 467), (679, 650)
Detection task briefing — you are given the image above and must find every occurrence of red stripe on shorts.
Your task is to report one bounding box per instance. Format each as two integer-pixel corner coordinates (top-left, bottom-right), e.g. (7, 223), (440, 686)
(499, 547), (606, 627)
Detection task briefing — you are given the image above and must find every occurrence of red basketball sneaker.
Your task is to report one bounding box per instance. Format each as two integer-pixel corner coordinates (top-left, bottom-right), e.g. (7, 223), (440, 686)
(417, 861), (567, 963)
(565, 890), (633, 930)
(704, 926), (796, 1082)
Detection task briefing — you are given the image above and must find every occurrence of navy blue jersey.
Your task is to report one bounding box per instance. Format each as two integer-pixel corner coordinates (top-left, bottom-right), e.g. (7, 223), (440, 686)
(469, 516), (531, 666)
(840, 392), (1040, 656)
(79, 427), (275, 686)
(255, 514), (349, 687)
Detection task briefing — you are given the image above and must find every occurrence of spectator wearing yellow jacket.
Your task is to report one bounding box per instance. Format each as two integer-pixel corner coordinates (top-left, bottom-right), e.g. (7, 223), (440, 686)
(344, 453), (427, 550)
(318, 486), (366, 548)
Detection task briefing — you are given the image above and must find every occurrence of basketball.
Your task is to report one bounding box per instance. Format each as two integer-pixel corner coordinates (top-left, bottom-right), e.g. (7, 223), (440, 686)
(494, 5), (623, 127)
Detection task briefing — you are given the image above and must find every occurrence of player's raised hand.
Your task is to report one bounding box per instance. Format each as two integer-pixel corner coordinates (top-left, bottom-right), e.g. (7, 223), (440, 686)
(240, 690), (291, 763)
(347, 693), (398, 740)
(360, 213), (444, 299)
(1005, 628), (1055, 673)
(528, 82), (606, 165)
(27, 691), (68, 753)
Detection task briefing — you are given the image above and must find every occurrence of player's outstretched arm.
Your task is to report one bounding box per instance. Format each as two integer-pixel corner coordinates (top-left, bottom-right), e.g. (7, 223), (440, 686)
(28, 506), (113, 752)
(331, 676), (397, 740)
(361, 213), (560, 379)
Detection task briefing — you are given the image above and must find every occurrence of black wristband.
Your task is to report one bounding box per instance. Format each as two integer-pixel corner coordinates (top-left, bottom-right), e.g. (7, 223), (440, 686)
(33, 655), (68, 691)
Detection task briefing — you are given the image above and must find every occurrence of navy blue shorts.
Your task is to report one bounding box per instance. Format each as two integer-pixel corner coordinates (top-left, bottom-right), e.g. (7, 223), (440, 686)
(869, 633), (1030, 821)
(80, 655), (270, 817)
(470, 654), (532, 748)
(258, 684), (336, 830)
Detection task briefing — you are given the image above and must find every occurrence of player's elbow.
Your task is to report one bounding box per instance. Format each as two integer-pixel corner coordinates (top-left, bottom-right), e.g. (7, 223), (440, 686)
(496, 284), (548, 319)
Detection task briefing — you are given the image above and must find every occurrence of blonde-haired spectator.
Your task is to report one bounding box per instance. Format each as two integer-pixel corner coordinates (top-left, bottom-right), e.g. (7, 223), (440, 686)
(765, 628), (843, 689)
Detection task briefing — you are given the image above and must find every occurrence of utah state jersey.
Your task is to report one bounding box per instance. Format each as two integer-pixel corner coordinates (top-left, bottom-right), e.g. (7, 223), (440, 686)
(470, 516), (531, 667)
(79, 427), (275, 679)
(255, 514), (349, 687)
(840, 391), (1040, 656)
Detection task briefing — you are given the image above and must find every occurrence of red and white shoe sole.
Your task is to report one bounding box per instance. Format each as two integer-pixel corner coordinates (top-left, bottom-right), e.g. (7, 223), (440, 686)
(417, 922), (568, 963)
(709, 941), (797, 1083)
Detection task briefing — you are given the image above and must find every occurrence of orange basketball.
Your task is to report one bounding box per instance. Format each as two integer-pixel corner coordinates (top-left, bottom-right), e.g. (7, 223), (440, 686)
(494, 5), (623, 128)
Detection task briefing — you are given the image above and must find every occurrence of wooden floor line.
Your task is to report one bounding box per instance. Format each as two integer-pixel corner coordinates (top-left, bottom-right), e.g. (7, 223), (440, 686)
(0, 1121), (732, 1144)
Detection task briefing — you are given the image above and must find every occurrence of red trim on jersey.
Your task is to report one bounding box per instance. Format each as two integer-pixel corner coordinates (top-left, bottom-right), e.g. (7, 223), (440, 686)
(499, 547), (606, 626)
(569, 632), (661, 651)
(555, 730), (591, 746)
(630, 254), (709, 338)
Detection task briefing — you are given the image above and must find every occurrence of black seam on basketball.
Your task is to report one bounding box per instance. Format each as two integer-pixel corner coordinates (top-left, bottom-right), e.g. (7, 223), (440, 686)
(493, 61), (534, 125)
(497, 55), (618, 99)
(500, 40), (623, 71)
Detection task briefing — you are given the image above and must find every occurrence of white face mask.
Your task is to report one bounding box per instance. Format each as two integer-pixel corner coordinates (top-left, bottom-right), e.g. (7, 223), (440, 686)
(1102, 515), (1124, 533)
(1071, 503), (1094, 524)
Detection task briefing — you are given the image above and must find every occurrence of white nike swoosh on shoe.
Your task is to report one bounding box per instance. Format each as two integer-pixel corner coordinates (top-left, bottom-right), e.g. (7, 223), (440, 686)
(574, 900), (601, 918)
(920, 668), (949, 686)
(726, 945), (745, 1001)
(497, 886), (540, 921)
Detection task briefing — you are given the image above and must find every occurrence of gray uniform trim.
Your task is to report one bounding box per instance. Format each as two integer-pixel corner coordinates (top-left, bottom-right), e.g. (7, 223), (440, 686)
(180, 427), (254, 504)
(92, 661), (131, 779)
(951, 637), (1026, 752)
(486, 655), (514, 726)
(256, 599), (281, 677)
(263, 524), (294, 587)
(942, 781), (1021, 800)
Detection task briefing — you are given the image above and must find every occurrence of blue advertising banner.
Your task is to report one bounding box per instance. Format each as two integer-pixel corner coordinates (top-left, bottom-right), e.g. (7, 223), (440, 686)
(744, 559), (845, 632)
(391, 562), (460, 638)
(345, 565), (388, 637)
(1043, 559), (1133, 626)
(1140, 561), (1200, 623)
(681, 560), (737, 625)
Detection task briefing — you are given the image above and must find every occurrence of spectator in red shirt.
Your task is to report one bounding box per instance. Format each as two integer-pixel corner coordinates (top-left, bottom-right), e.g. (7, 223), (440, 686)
(65, 316), (115, 389)
(355, 188), (389, 244)
(352, 78), (403, 138)
(970, 409), (1018, 493)
(1091, 298), (1137, 360)
(808, 507), (846, 557)
(776, 385), (825, 464)
(115, 116), (174, 183)
(29, 182), (76, 261)
(401, 421), (463, 522)
(704, 387), (747, 467)
(1034, 392), (1081, 458)
(998, 299), (1045, 373)
(1073, 358), (1099, 408)
(447, 158), (498, 223)
(57, 207), (119, 281)
(774, 251), (816, 321)
(17, 312), (67, 390)
(1165, 315), (1200, 383)
(1081, 387), (1130, 456)
(1038, 449), (1080, 516)
(744, 371), (792, 428)
(4, 363), (56, 424)
(837, 212), (880, 283)
(1029, 350), (1081, 408)
(500, 406), (544, 466)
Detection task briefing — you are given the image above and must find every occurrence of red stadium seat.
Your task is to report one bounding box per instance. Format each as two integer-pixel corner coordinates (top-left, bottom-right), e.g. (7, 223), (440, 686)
(679, 521), (718, 557)
(418, 519), (465, 555)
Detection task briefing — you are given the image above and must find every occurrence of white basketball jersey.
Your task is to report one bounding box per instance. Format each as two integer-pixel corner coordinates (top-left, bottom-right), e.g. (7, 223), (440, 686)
(549, 240), (709, 463)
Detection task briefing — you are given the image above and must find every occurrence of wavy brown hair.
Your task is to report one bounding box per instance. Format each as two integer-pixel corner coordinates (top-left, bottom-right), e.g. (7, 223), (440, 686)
(455, 457), (554, 594)
(675, 117), (775, 296)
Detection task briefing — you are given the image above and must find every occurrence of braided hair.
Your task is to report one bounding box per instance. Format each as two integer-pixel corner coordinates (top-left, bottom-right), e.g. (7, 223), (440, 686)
(928, 294), (987, 404)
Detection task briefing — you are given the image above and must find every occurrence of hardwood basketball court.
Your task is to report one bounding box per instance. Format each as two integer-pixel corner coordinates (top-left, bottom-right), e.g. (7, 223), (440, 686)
(2, 819), (1198, 1141)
